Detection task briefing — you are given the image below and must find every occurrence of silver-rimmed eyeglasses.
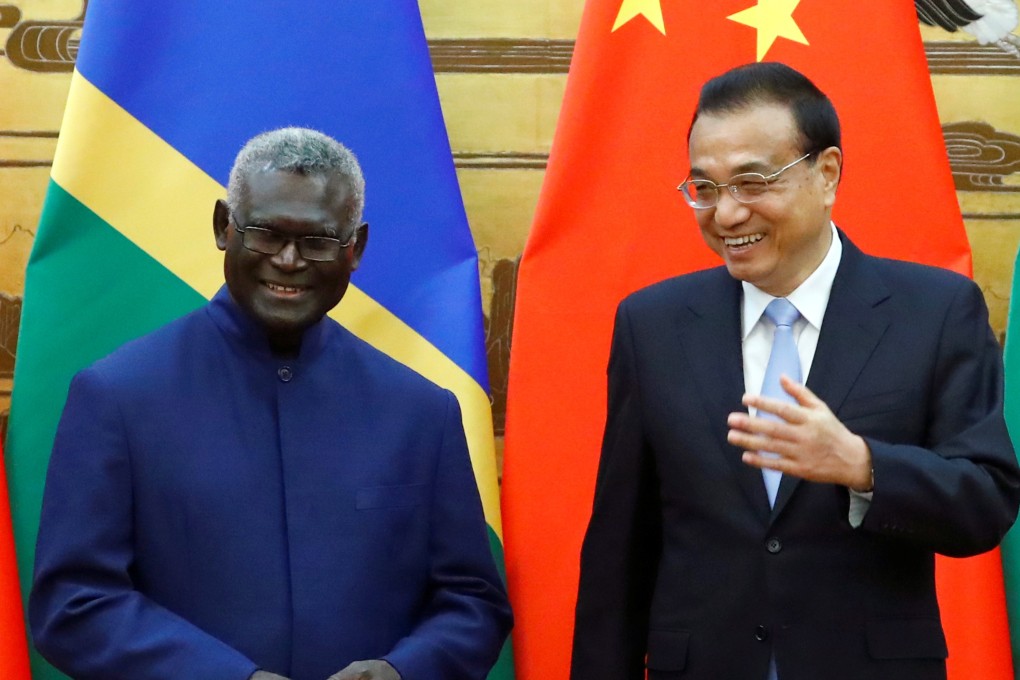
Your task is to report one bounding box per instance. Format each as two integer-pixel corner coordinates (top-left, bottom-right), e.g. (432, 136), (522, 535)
(232, 213), (357, 262)
(678, 153), (811, 209)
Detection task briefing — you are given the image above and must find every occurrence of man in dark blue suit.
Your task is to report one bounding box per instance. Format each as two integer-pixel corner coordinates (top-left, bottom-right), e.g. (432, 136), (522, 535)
(30, 127), (512, 680)
(571, 63), (1020, 680)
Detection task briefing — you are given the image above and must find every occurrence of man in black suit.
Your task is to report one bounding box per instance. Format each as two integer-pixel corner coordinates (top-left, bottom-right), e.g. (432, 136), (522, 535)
(570, 62), (1020, 680)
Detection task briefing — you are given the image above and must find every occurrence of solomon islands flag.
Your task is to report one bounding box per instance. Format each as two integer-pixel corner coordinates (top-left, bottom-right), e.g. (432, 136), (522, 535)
(6, 2), (513, 678)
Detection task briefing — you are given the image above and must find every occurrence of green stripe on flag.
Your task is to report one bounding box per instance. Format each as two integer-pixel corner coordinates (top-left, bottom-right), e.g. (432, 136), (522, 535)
(1002, 244), (1020, 676)
(8, 180), (205, 678)
(487, 526), (516, 680)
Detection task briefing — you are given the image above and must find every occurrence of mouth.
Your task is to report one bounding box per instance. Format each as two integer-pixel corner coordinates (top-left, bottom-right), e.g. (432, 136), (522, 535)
(262, 281), (309, 297)
(723, 233), (764, 248)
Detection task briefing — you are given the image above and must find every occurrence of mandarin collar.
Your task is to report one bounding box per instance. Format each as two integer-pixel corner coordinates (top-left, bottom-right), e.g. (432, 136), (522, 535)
(207, 285), (329, 362)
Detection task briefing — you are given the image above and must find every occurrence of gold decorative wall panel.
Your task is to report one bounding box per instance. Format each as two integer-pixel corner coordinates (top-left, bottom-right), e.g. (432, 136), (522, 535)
(2, 3), (1020, 455)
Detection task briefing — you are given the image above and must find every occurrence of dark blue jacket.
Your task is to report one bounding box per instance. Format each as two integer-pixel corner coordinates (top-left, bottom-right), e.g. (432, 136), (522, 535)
(31, 287), (512, 680)
(572, 232), (1020, 680)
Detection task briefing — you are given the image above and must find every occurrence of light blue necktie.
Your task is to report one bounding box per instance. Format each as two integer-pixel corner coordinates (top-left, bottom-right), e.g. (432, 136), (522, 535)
(759, 298), (802, 508)
(761, 298), (801, 680)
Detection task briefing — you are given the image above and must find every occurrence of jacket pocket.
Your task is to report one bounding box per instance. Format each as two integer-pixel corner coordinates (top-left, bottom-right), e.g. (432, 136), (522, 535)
(646, 629), (690, 671)
(356, 483), (428, 510)
(866, 619), (947, 660)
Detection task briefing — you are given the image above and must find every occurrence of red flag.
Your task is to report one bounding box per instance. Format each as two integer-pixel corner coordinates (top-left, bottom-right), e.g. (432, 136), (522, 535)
(0, 436), (31, 679)
(502, 1), (1009, 679)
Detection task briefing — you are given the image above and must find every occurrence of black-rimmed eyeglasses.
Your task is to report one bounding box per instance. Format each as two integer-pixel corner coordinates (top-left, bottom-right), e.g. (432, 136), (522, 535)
(678, 153), (812, 210)
(232, 214), (357, 262)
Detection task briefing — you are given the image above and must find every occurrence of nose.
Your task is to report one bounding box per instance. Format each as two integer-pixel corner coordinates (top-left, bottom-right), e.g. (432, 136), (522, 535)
(270, 240), (308, 271)
(713, 189), (751, 229)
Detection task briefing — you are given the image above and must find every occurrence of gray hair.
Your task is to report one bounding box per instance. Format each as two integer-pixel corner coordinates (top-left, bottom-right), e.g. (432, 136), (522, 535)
(226, 127), (366, 234)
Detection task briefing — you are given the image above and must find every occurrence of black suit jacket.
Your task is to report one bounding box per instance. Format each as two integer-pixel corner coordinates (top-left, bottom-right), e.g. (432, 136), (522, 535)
(571, 232), (1020, 680)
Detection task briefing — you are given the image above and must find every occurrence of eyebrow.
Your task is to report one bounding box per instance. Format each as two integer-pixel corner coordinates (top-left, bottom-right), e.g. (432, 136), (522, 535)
(244, 219), (340, 239)
(689, 159), (777, 180)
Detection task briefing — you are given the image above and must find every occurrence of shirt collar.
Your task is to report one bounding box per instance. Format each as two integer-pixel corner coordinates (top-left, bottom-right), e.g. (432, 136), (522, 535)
(741, 222), (842, 339)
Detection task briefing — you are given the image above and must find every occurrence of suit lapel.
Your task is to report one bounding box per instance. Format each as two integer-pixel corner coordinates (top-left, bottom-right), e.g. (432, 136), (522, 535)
(675, 270), (772, 518)
(770, 233), (892, 521)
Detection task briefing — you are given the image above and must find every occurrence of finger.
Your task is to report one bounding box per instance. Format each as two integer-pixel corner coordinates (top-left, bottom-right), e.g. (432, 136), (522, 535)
(727, 411), (752, 431)
(727, 428), (798, 456)
(727, 412), (796, 439)
(742, 450), (795, 473)
(741, 394), (805, 424)
(330, 662), (368, 680)
(780, 375), (823, 407)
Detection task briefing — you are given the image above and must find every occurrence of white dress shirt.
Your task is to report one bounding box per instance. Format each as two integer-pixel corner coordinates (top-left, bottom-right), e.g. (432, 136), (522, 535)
(740, 223), (872, 526)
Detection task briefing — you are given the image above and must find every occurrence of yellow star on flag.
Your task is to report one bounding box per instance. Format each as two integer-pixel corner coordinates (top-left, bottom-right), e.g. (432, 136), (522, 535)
(728, 0), (808, 61)
(612, 0), (666, 34)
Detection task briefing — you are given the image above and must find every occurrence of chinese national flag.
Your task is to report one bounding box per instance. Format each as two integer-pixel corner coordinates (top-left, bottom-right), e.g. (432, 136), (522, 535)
(502, 1), (1011, 680)
(0, 437), (31, 679)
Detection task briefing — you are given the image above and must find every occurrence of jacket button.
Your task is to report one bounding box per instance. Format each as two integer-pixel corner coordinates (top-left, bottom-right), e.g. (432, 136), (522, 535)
(755, 625), (769, 642)
(278, 366), (293, 382)
(766, 537), (782, 554)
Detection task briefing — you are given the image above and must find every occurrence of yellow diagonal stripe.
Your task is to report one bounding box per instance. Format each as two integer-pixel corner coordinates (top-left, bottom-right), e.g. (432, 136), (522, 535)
(332, 286), (502, 537)
(50, 71), (503, 538)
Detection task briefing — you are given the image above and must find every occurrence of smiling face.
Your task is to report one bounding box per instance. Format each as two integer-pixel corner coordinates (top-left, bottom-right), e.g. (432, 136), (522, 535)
(213, 169), (367, 353)
(687, 102), (841, 297)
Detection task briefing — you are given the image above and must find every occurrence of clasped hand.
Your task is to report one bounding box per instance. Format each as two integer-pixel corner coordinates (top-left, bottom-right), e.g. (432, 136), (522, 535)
(252, 659), (400, 680)
(727, 375), (872, 491)
(327, 659), (401, 680)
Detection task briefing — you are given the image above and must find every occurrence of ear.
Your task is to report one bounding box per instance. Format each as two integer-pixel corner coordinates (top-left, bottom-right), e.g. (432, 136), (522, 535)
(349, 222), (369, 271)
(817, 146), (842, 208)
(213, 199), (231, 251)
